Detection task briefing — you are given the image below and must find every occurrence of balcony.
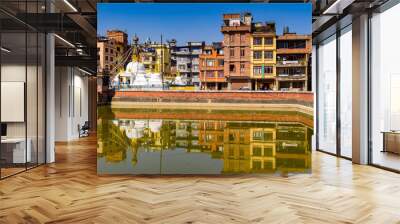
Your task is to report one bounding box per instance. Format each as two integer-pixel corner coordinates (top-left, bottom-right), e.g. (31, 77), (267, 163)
(221, 25), (251, 32)
(200, 75), (226, 83)
(251, 73), (275, 79)
(276, 48), (310, 54)
(276, 74), (306, 80)
(276, 60), (307, 67)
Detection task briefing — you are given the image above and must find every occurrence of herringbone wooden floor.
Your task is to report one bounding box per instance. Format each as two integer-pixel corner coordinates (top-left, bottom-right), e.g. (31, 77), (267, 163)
(1, 135), (400, 224)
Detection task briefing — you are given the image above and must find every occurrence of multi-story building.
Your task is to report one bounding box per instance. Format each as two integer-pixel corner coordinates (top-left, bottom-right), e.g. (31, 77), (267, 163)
(168, 39), (178, 79)
(221, 13), (252, 90)
(222, 122), (251, 173)
(173, 41), (205, 86)
(250, 22), (277, 90)
(97, 30), (128, 74)
(199, 42), (226, 90)
(106, 30), (128, 56)
(249, 125), (277, 171)
(275, 123), (311, 172)
(221, 13), (312, 92)
(198, 121), (225, 153)
(141, 43), (171, 79)
(276, 28), (312, 91)
(97, 36), (118, 73)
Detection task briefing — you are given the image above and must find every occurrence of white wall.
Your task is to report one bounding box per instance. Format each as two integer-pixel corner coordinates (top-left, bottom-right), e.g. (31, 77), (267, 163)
(54, 66), (89, 141)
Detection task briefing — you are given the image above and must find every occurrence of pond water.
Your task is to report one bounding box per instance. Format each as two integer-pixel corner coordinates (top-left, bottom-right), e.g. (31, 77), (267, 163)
(97, 107), (313, 175)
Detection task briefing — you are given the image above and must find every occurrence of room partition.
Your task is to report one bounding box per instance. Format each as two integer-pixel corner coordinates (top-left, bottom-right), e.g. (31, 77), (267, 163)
(0, 0), (47, 179)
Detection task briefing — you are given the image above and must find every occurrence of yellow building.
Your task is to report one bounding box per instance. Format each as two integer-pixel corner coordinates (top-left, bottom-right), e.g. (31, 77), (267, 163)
(250, 22), (277, 90)
(141, 44), (171, 80)
(249, 127), (277, 172)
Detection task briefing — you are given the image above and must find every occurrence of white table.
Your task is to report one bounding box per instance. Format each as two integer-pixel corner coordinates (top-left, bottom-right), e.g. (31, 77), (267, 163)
(1, 138), (31, 163)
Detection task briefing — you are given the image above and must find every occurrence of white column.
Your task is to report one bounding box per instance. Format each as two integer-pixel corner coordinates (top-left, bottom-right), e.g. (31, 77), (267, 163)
(352, 14), (369, 164)
(312, 45), (317, 150)
(46, 32), (55, 163)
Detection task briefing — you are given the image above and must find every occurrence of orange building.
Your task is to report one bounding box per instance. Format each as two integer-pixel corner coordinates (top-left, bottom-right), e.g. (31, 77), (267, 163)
(199, 42), (227, 90)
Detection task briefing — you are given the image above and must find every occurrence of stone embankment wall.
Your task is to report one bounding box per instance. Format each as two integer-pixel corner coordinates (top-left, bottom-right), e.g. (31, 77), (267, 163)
(112, 90), (314, 108)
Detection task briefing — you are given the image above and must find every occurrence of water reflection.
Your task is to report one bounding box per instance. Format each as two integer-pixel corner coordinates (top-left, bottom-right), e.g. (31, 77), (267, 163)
(97, 108), (313, 175)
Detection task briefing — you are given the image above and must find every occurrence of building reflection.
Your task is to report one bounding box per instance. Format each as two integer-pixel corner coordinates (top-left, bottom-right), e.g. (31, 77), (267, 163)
(97, 118), (312, 173)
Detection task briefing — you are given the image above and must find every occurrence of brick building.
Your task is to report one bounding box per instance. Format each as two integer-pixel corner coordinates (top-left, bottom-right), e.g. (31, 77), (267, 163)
(97, 30), (128, 74)
(221, 13), (253, 90)
(97, 36), (118, 73)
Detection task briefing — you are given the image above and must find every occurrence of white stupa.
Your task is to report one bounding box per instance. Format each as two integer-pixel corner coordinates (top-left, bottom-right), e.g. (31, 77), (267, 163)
(173, 75), (186, 86)
(125, 127), (144, 139)
(149, 120), (162, 133)
(126, 61), (145, 74)
(134, 120), (146, 129)
(148, 73), (163, 88)
(132, 73), (148, 87)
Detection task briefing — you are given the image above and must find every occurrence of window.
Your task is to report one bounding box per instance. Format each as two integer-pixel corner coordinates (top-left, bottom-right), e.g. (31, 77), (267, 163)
(253, 131), (263, 140)
(240, 63), (245, 72)
(218, 59), (224, 66)
(230, 48), (235, 57)
(264, 147), (273, 157)
(240, 35), (245, 42)
(253, 37), (262, 45)
(110, 49), (113, 54)
(105, 48), (108, 53)
(110, 57), (114, 62)
(206, 59), (214, 67)
(105, 56), (108, 61)
(317, 35), (337, 154)
(339, 26), (352, 158)
(264, 51), (273, 59)
(264, 66), (273, 74)
(253, 147), (262, 156)
(207, 72), (214, 78)
(230, 64), (236, 72)
(370, 4), (400, 171)
(218, 71), (224, 77)
(117, 47), (121, 52)
(264, 37), (273, 45)
(253, 66), (262, 75)
(292, 81), (303, 89)
(253, 51), (262, 59)
(240, 48), (245, 57)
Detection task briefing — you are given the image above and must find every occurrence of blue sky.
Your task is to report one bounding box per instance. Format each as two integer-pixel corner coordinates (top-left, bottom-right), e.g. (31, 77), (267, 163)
(98, 3), (311, 45)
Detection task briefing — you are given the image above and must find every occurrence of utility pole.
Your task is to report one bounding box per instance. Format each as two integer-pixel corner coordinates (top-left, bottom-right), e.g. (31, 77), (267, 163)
(160, 34), (165, 90)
